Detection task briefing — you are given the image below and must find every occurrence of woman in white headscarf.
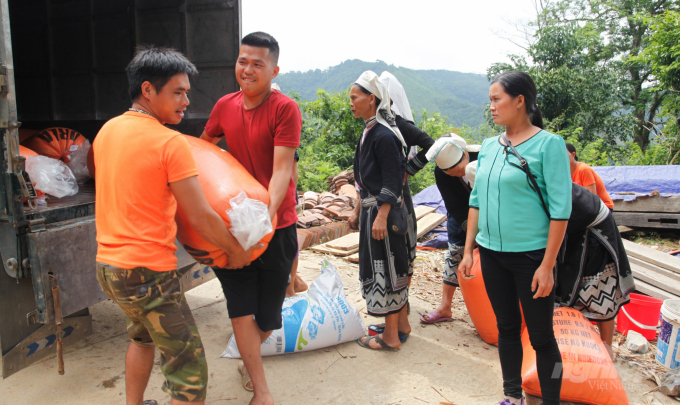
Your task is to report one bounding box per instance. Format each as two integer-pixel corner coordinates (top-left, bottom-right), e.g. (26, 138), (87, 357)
(347, 71), (409, 351)
(379, 71), (435, 282)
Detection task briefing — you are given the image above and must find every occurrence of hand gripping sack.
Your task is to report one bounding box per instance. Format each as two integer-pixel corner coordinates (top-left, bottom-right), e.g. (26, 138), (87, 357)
(175, 136), (277, 268)
(458, 248), (499, 346)
(221, 259), (366, 358)
(22, 127), (91, 182)
(521, 307), (629, 405)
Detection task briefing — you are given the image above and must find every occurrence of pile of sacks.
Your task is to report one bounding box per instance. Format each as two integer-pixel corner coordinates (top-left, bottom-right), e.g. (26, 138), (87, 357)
(297, 189), (357, 229)
(327, 170), (354, 194)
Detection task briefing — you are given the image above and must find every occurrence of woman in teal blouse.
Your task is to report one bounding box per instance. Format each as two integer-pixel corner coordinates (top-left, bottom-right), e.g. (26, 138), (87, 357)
(459, 71), (571, 405)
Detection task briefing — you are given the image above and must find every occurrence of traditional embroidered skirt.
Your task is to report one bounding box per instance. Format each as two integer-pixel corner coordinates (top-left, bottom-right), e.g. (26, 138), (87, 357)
(359, 197), (409, 317)
(573, 262), (629, 321)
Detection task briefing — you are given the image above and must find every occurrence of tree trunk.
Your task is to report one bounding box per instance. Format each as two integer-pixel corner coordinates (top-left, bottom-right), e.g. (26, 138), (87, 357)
(633, 108), (650, 151)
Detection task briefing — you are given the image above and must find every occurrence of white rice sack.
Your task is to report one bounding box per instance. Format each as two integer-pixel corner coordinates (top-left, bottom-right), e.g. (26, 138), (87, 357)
(221, 259), (365, 358)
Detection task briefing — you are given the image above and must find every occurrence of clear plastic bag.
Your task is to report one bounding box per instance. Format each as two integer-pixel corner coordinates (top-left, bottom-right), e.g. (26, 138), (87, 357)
(25, 156), (79, 198)
(227, 191), (273, 250)
(67, 139), (91, 183)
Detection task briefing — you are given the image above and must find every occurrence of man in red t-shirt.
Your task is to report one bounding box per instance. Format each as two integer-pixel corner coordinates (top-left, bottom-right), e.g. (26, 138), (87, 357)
(200, 32), (300, 405)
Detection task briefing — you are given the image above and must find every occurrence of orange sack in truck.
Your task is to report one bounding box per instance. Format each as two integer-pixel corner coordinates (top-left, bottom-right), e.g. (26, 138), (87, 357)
(175, 135), (277, 268)
(521, 307), (629, 405)
(22, 127), (87, 163)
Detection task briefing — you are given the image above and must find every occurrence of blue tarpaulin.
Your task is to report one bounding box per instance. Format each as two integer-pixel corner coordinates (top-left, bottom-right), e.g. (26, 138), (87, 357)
(412, 185), (447, 215)
(412, 185), (464, 249)
(592, 165), (680, 194)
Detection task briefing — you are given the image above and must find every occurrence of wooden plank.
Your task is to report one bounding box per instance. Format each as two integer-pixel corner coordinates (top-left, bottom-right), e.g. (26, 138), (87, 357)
(416, 213), (447, 239)
(414, 205), (437, 220)
(633, 278), (679, 301)
(613, 212), (680, 230)
(325, 232), (360, 251)
(344, 253), (360, 263)
(310, 244), (358, 257)
(623, 239), (680, 274)
(630, 263), (680, 296)
(628, 256), (680, 283)
(617, 225), (635, 234)
(613, 195), (680, 213)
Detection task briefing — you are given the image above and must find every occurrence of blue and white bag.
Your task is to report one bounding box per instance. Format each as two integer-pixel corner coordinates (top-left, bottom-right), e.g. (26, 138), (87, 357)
(221, 259), (365, 358)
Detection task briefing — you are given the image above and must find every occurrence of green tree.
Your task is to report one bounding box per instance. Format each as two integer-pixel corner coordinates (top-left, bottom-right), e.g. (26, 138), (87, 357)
(635, 10), (680, 164)
(490, 0), (678, 151)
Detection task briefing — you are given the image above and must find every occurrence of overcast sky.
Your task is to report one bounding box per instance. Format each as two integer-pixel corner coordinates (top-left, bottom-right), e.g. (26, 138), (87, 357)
(242, 0), (538, 75)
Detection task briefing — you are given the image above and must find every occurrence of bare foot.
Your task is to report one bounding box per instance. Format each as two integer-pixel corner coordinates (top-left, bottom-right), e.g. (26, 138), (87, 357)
(359, 333), (401, 349)
(294, 275), (308, 293)
(249, 392), (274, 405)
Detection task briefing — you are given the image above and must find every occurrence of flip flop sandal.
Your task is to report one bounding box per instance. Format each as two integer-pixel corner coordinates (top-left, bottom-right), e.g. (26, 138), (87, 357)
(238, 361), (254, 392)
(367, 324), (409, 343)
(420, 311), (454, 324)
(143, 401), (158, 405)
(357, 335), (399, 351)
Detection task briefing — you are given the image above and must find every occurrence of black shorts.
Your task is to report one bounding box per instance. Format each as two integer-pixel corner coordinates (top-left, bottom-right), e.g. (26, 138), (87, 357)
(213, 223), (297, 332)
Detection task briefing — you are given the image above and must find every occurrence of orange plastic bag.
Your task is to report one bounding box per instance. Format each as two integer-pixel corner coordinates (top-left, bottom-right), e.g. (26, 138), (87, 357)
(22, 127), (87, 163)
(175, 135), (277, 268)
(521, 307), (629, 405)
(18, 145), (45, 200)
(458, 248), (499, 346)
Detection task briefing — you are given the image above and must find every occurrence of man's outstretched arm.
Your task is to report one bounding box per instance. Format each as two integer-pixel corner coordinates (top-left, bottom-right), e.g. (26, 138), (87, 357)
(199, 130), (220, 145)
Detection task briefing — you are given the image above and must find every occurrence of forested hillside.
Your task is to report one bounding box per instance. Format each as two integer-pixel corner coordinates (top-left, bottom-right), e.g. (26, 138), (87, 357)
(275, 59), (489, 127)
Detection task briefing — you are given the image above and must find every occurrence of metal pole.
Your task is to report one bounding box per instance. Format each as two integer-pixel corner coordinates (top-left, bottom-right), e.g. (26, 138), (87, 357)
(49, 274), (64, 375)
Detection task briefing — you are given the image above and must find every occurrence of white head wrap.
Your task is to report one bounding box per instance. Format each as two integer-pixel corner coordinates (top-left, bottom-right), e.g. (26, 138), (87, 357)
(354, 71), (407, 152)
(380, 71), (418, 159)
(426, 133), (471, 170)
(379, 71), (414, 122)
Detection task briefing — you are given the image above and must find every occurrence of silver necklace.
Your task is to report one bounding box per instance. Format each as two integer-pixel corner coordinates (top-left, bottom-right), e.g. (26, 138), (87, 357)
(129, 107), (152, 116)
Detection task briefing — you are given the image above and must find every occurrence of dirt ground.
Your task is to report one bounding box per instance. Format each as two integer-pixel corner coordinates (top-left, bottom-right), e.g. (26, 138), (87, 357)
(0, 249), (672, 405)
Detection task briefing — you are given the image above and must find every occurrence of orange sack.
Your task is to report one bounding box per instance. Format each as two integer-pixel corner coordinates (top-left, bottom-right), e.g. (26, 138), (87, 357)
(458, 248), (499, 346)
(18, 145), (45, 199)
(175, 135), (277, 268)
(86, 144), (95, 179)
(22, 127), (87, 163)
(521, 307), (629, 405)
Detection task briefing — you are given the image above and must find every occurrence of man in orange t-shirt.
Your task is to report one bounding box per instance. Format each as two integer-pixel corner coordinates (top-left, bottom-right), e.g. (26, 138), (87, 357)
(95, 47), (253, 405)
(566, 143), (614, 209)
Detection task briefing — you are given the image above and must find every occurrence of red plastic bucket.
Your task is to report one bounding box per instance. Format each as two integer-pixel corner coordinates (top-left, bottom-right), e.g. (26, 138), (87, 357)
(616, 293), (663, 340)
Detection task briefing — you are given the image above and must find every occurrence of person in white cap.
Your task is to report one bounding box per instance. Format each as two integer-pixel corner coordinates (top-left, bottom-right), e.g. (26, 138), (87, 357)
(418, 134), (480, 325)
(347, 70), (410, 351)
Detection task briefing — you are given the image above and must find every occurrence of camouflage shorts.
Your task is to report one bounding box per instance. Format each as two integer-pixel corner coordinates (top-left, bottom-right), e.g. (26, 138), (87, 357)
(96, 263), (208, 402)
(443, 243), (464, 287)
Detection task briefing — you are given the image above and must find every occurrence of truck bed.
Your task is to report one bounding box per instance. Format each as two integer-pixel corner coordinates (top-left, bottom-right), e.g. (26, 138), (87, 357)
(24, 181), (95, 224)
